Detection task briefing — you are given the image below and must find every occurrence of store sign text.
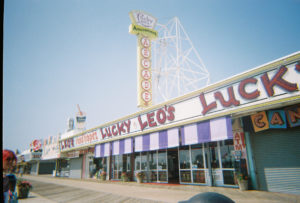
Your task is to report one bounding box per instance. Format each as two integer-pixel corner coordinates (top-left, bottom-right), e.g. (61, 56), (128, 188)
(250, 106), (300, 132)
(100, 105), (175, 139)
(138, 105), (175, 131)
(61, 138), (75, 150)
(75, 131), (99, 146)
(199, 65), (299, 115)
(100, 120), (131, 139)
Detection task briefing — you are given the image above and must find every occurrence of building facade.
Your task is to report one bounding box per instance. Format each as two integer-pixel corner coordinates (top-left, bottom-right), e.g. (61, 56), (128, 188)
(23, 52), (300, 195)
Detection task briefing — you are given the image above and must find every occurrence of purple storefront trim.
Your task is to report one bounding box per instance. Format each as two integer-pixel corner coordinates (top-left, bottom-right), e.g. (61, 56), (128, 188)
(159, 130), (168, 149)
(226, 116), (233, 139)
(100, 143), (105, 157)
(180, 127), (185, 146)
(197, 120), (211, 143)
(143, 134), (150, 151)
(119, 139), (125, 155)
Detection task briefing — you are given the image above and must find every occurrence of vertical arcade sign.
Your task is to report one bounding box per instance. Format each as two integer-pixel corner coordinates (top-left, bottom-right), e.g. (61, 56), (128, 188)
(129, 10), (158, 108)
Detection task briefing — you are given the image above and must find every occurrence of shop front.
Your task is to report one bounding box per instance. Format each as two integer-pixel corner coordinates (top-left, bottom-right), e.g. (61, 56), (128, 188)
(243, 105), (300, 194)
(59, 52), (300, 193)
(93, 116), (237, 187)
(41, 135), (61, 176)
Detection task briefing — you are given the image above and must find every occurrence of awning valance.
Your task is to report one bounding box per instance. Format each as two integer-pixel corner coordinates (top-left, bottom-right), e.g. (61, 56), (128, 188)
(134, 128), (179, 152)
(94, 142), (111, 158)
(181, 116), (233, 146)
(112, 138), (133, 155)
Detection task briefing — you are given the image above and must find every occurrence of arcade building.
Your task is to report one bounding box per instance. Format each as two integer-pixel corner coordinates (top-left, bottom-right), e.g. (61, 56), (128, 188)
(58, 52), (300, 195)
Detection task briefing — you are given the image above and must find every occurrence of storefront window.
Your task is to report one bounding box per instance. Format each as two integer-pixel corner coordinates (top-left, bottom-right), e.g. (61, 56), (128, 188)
(179, 146), (190, 169)
(180, 171), (191, 183)
(134, 153), (141, 170)
(141, 152), (147, 170)
(93, 157), (107, 178)
(150, 170), (157, 182)
(209, 142), (220, 168)
(113, 156), (117, 171)
(158, 150), (167, 170)
(149, 152), (157, 170)
(125, 155), (131, 171)
(220, 140), (234, 168)
(223, 170), (235, 185)
(191, 144), (204, 169)
(118, 155), (123, 171)
(192, 170), (206, 183)
(159, 171), (168, 182)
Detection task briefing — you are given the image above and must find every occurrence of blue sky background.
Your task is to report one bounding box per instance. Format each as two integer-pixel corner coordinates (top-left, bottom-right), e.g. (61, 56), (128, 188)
(3, 0), (300, 152)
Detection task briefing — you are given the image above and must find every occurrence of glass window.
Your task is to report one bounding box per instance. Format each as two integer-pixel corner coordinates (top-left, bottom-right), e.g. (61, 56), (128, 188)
(126, 155), (131, 171)
(180, 171), (191, 183)
(192, 170), (206, 183)
(220, 140), (234, 168)
(141, 152), (147, 170)
(191, 144), (204, 169)
(118, 155), (123, 171)
(223, 170), (235, 185)
(158, 171), (167, 182)
(149, 152), (157, 170)
(179, 146), (190, 169)
(158, 150), (167, 170)
(113, 156), (117, 171)
(209, 142), (220, 168)
(150, 170), (157, 182)
(135, 153), (141, 170)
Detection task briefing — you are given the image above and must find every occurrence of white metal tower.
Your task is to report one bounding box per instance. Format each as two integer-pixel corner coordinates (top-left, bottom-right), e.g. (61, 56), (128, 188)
(152, 17), (210, 104)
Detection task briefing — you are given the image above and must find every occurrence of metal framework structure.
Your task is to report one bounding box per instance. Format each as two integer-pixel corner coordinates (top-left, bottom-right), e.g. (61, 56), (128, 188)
(152, 17), (210, 104)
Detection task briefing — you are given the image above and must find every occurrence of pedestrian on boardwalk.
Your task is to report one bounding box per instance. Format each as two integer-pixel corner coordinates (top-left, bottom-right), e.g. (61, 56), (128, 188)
(3, 149), (17, 203)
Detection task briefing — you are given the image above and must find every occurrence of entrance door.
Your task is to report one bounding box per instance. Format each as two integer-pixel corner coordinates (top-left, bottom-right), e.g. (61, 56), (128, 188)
(206, 142), (223, 186)
(168, 149), (179, 183)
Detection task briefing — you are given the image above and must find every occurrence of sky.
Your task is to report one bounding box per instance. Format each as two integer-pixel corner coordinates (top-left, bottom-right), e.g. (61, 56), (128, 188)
(3, 0), (300, 152)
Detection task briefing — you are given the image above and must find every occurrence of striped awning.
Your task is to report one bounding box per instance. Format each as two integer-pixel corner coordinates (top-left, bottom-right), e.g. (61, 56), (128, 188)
(112, 138), (133, 155)
(134, 128), (179, 152)
(94, 142), (111, 158)
(181, 116), (233, 146)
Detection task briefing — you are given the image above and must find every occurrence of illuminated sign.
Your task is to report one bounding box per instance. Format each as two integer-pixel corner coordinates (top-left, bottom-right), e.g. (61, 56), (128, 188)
(129, 10), (158, 108)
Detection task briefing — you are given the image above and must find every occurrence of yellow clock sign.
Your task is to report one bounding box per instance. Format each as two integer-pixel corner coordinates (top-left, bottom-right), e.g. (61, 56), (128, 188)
(129, 10), (158, 108)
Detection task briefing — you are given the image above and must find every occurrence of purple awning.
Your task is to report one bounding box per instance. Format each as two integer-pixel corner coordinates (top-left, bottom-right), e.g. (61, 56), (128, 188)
(94, 142), (111, 158)
(181, 116), (233, 146)
(134, 128), (179, 152)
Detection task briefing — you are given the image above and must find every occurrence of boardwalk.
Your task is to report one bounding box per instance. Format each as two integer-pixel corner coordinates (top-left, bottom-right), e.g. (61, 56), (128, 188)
(18, 175), (300, 203)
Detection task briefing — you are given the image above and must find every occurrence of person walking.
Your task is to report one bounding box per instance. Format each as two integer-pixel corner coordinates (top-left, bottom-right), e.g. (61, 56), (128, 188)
(3, 149), (17, 203)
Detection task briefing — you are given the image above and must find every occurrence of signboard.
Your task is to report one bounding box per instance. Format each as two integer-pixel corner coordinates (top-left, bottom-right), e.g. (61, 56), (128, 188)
(29, 152), (42, 161)
(129, 10), (158, 108)
(60, 129), (101, 151)
(41, 135), (60, 160)
(250, 106), (299, 132)
(251, 111), (269, 132)
(60, 53), (300, 152)
(129, 10), (157, 29)
(233, 131), (247, 159)
(76, 104), (86, 129)
(30, 139), (42, 152)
